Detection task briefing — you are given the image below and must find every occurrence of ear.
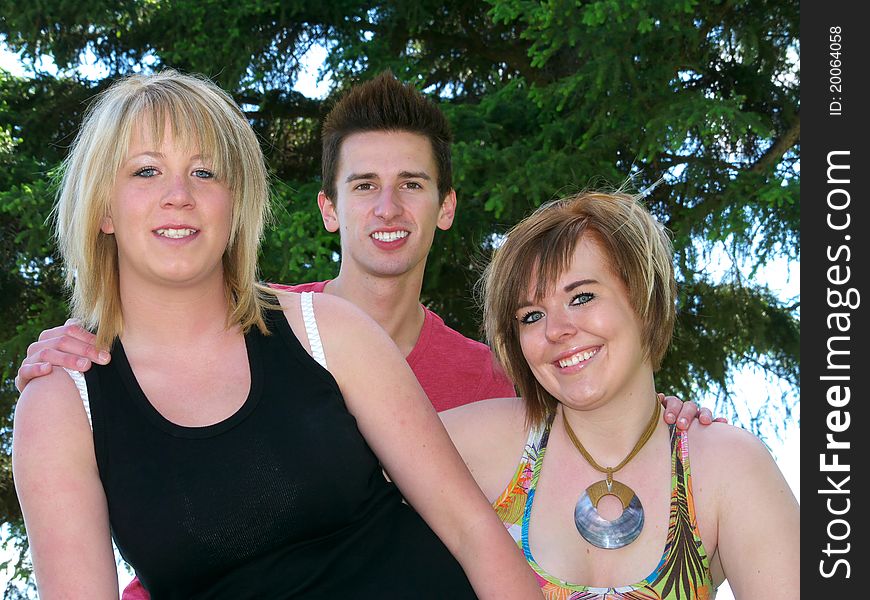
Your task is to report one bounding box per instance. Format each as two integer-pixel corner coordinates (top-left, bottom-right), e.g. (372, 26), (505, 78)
(317, 191), (340, 233)
(436, 189), (457, 231)
(100, 215), (114, 234)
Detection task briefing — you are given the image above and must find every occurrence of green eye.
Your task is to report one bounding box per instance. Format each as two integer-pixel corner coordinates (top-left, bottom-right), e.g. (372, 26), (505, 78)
(571, 292), (594, 305)
(518, 310), (544, 325)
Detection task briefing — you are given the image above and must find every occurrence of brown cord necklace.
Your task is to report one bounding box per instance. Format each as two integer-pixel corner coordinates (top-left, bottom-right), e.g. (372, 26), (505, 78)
(563, 396), (660, 549)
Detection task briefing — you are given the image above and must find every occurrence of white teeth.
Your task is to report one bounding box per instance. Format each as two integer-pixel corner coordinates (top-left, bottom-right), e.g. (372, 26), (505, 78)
(156, 228), (197, 239)
(558, 349), (598, 368)
(371, 230), (409, 242)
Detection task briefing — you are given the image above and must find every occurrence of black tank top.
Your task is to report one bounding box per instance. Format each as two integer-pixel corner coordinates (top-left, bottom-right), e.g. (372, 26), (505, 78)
(84, 308), (476, 599)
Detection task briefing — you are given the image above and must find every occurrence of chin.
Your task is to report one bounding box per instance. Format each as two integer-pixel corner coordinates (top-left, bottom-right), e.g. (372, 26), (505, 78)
(367, 260), (418, 278)
(556, 387), (606, 409)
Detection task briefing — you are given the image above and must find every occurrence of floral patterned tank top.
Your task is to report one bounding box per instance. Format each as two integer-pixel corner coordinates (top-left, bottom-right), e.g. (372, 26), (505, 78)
(493, 416), (716, 599)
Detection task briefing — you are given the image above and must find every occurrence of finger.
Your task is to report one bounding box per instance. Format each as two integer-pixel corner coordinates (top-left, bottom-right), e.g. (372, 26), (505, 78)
(15, 362), (53, 393)
(657, 393), (675, 424)
(698, 407), (714, 425)
(26, 335), (110, 367)
(37, 322), (97, 345)
(26, 346), (98, 372)
(674, 400), (699, 431)
(36, 323), (77, 342)
(714, 417), (729, 424)
(662, 395), (688, 426)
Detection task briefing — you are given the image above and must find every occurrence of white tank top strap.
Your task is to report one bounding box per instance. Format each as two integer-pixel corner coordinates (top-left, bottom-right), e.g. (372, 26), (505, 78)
(300, 291), (328, 370)
(62, 368), (93, 431)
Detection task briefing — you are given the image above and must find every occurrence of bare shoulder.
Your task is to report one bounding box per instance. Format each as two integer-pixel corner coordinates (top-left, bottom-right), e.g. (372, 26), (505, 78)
(13, 368), (96, 486)
(276, 288), (379, 336)
(440, 396), (527, 438)
(14, 368), (89, 437)
(440, 397), (530, 502)
(273, 289), (382, 360)
(686, 420), (775, 468)
(685, 420), (787, 500)
(272, 288), (301, 326)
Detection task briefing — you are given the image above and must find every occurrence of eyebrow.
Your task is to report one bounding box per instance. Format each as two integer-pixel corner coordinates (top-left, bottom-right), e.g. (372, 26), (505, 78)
(398, 170), (431, 180)
(127, 151), (165, 161)
(125, 152), (209, 162)
(345, 172), (377, 183)
(515, 279), (599, 311)
(563, 279), (598, 291)
(344, 170), (432, 183)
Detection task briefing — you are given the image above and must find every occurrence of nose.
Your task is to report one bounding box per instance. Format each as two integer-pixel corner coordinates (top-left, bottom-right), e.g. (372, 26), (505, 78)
(544, 307), (577, 343)
(372, 188), (402, 221)
(160, 174), (195, 209)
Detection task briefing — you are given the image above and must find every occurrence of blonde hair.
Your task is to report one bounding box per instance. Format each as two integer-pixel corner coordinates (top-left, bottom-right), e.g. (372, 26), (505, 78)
(55, 70), (273, 349)
(481, 191), (677, 426)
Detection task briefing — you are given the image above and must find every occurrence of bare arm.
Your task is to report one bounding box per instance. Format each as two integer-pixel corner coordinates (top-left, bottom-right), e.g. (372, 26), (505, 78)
(12, 370), (119, 598)
(694, 424), (799, 598)
(15, 321), (111, 392)
(285, 293), (541, 599)
(440, 397), (530, 503)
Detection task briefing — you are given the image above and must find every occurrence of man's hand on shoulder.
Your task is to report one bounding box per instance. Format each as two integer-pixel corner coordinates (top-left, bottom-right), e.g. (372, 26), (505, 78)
(15, 319), (111, 393)
(659, 393), (728, 431)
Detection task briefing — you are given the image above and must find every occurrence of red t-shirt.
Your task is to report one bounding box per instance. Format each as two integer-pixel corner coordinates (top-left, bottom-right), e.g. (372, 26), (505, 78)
(271, 281), (515, 411)
(120, 280), (514, 599)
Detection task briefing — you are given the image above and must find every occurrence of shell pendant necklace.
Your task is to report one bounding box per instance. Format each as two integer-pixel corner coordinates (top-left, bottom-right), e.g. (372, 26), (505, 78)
(563, 397), (659, 549)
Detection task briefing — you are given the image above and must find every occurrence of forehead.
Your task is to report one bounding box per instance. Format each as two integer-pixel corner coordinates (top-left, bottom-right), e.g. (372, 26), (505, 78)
(337, 130), (436, 175)
(525, 234), (615, 300)
(125, 111), (207, 156)
(563, 235), (612, 275)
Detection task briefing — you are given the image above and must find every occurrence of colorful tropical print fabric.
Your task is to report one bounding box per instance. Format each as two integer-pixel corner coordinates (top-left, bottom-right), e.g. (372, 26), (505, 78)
(493, 417), (715, 600)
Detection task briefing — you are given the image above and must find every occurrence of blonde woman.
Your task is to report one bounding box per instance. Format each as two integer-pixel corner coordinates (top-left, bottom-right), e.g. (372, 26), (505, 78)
(441, 192), (799, 598)
(12, 71), (541, 599)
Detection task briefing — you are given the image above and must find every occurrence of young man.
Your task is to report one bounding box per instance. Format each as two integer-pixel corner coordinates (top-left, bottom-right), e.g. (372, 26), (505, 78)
(270, 73), (515, 411)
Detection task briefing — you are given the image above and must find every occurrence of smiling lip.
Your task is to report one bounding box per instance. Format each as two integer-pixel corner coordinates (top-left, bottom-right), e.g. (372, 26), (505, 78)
(370, 229), (410, 243)
(154, 226), (199, 239)
(370, 228), (410, 248)
(554, 346), (601, 369)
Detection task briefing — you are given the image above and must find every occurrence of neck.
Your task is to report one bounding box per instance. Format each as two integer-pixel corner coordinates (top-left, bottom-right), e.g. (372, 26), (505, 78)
(560, 375), (661, 468)
(118, 271), (233, 349)
(325, 270), (426, 356)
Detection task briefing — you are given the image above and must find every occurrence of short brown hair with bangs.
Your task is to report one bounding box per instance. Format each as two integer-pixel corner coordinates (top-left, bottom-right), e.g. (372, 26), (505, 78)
(480, 191), (677, 426)
(320, 71), (453, 203)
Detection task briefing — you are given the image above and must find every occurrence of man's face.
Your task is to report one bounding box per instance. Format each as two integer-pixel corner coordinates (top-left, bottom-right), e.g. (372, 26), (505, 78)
(318, 130), (456, 281)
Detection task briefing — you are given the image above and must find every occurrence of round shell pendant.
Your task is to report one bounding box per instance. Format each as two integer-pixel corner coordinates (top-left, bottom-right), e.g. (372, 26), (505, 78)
(573, 478), (644, 549)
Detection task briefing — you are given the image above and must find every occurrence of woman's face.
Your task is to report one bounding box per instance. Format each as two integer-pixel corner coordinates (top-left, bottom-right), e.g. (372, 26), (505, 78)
(515, 235), (650, 410)
(102, 118), (233, 290)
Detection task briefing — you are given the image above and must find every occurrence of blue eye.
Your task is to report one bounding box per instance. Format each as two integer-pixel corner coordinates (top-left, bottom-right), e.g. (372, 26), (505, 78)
(133, 167), (158, 177)
(192, 169), (215, 179)
(570, 292), (594, 305)
(518, 310), (545, 325)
